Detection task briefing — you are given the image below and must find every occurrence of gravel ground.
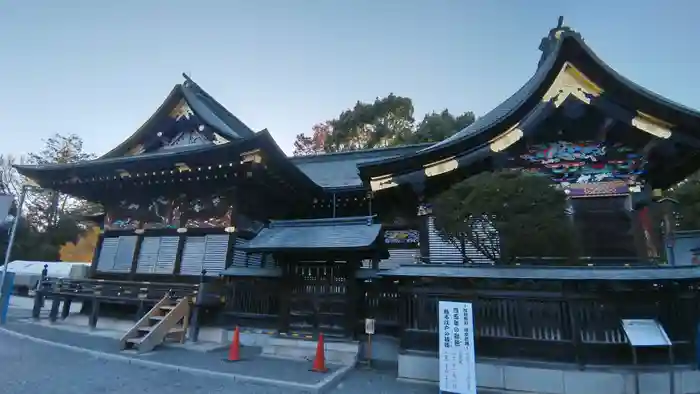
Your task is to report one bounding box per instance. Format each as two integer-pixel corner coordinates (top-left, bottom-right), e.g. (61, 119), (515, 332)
(1, 306), (444, 394)
(333, 366), (437, 394)
(0, 330), (444, 394)
(0, 331), (305, 394)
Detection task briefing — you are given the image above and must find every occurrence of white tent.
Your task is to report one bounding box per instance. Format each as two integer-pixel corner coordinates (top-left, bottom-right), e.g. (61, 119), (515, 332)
(6, 260), (90, 290)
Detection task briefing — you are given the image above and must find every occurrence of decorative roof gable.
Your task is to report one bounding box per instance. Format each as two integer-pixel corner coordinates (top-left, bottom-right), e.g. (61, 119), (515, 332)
(101, 75), (255, 159)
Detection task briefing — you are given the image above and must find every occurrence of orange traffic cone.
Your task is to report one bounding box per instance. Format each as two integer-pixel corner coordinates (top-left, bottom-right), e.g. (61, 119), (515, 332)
(226, 326), (241, 362)
(311, 333), (328, 373)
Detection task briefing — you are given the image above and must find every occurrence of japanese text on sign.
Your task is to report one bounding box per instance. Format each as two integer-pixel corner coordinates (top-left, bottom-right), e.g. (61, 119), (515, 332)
(438, 301), (476, 394)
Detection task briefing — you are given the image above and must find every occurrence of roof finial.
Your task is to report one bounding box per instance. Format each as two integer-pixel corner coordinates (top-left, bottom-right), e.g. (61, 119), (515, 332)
(182, 72), (196, 88)
(537, 16), (582, 70)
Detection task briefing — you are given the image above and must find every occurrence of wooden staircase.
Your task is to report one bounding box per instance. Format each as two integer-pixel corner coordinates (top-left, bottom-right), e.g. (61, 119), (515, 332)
(119, 293), (191, 353)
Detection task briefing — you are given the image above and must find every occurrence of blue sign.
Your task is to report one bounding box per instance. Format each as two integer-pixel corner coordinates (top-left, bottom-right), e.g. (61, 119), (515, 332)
(0, 272), (15, 324)
(384, 230), (420, 245)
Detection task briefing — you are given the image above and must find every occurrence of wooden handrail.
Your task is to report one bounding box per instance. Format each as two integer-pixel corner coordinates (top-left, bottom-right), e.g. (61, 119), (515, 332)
(136, 297), (191, 352)
(119, 294), (170, 347)
(52, 278), (199, 288)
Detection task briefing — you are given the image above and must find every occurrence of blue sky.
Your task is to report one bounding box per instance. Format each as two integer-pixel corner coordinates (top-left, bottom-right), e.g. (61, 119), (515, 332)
(1, 1), (699, 158)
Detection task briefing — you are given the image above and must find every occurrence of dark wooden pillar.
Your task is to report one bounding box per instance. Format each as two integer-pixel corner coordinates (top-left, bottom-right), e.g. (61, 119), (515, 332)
(345, 258), (359, 338)
(397, 278), (408, 345)
(223, 232), (237, 270)
(411, 179), (430, 264)
(277, 256), (292, 334)
(564, 281), (584, 368)
(188, 270), (206, 342)
(418, 215), (430, 263)
(128, 234), (144, 280)
(89, 233), (105, 279)
(89, 297), (100, 329)
(365, 270), (380, 332)
(658, 195), (679, 265)
(60, 298), (72, 320)
(172, 232), (188, 275)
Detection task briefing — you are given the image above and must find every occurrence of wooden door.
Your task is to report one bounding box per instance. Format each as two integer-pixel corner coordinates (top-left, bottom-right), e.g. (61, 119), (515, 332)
(288, 263), (349, 337)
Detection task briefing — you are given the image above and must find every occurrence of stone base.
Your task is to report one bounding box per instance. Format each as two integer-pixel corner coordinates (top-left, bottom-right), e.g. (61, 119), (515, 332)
(223, 328), (275, 348)
(262, 336), (359, 366)
(358, 335), (400, 363)
(398, 350), (700, 394)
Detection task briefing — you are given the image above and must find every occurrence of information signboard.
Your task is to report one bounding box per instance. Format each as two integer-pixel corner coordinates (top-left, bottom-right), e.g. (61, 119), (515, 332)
(438, 301), (477, 394)
(621, 319), (674, 394)
(621, 319), (671, 347)
(365, 318), (375, 335)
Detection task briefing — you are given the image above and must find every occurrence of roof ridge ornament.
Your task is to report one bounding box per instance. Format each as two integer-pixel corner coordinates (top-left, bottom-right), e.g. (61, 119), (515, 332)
(537, 16), (583, 69)
(182, 72), (198, 88)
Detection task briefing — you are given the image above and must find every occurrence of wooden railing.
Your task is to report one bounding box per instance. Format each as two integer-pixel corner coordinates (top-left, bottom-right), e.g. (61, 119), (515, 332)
(395, 279), (699, 366)
(44, 269), (694, 367)
(220, 278), (279, 329)
(33, 276), (218, 341)
(40, 278), (199, 302)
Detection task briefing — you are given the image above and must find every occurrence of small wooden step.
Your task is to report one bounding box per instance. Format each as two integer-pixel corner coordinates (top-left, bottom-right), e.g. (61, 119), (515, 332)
(138, 326), (185, 334)
(126, 337), (145, 345)
(120, 294), (191, 352)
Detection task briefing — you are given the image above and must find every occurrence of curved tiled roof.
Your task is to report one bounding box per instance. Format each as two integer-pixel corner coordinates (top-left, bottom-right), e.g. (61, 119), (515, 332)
(290, 143), (432, 190)
(100, 76), (255, 159)
(358, 31), (700, 177)
(419, 46), (560, 155)
(14, 130), (323, 196)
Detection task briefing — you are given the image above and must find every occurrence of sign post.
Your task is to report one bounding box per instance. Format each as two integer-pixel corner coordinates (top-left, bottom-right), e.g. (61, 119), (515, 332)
(0, 194), (12, 223)
(1, 188), (26, 309)
(621, 319), (674, 394)
(0, 186), (27, 323)
(364, 318), (375, 368)
(0, 272), (15, 324)
(438, 301), (477, 394)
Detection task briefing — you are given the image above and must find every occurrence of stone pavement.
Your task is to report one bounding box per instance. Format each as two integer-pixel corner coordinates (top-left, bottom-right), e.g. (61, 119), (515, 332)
(1, 317), (347, 392)
(1, 305), (446, 394)
(0, 329), (290, 394)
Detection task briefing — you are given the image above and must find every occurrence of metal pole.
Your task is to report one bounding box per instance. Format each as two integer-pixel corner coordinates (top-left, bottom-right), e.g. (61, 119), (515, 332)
(332, 193), (336, 218)
(1, 186), (27, 296)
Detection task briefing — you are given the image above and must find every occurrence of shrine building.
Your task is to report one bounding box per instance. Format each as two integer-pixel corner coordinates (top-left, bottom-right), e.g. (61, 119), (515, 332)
(15, 18), (700, 349)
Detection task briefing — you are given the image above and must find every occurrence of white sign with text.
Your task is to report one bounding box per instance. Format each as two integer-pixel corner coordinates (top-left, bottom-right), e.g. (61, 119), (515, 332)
(621, 319), (671, 347)
(365, 318), (375, 335)
(438, 301), (477, 394)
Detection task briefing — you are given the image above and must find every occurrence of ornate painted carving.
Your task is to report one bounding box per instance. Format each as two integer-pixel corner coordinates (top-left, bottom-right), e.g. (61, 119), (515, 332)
(104, 190), (263, 231)
(384, 230), (420, 245)
(105, 196), (183, 230)
(565, 181), (630, 197)
(160, 130), (209, 150)
(126, 144), (145, 156)
(124, 97), (219, 156)
(513, 140), (646, 185)
(212, 132), (228, 145)
(169, 99), (194, 121)
(185, 194), (232, 228)
(142, 195), (190, 229)
(104, 200), (143, 230)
